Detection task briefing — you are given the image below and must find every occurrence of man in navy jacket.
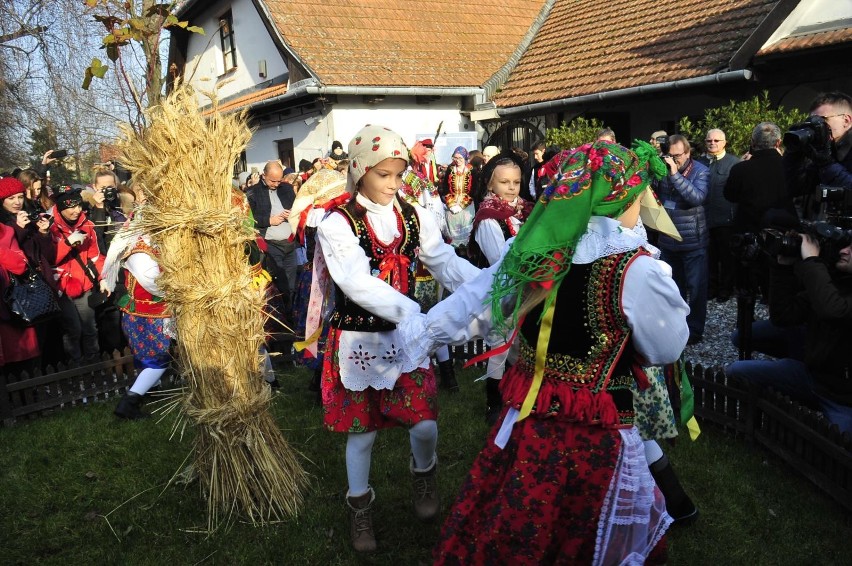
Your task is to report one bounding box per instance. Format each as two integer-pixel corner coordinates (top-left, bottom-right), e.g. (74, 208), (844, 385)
(652, 134), (710, 344)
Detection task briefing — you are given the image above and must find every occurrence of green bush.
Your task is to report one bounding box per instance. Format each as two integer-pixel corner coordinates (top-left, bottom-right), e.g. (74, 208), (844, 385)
(545, 116), (606, 150)
(678, 91), (807, 156)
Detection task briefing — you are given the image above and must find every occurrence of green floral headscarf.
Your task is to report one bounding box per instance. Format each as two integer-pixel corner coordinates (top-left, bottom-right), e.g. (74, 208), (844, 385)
(490, 139), (666, 332)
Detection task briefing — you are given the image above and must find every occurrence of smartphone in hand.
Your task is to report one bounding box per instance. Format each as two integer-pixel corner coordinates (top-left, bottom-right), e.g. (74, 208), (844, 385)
(50, 149), (68, 159)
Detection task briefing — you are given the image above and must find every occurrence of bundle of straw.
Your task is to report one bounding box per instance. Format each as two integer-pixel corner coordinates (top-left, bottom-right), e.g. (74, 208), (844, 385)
(117, 85), (307, 531)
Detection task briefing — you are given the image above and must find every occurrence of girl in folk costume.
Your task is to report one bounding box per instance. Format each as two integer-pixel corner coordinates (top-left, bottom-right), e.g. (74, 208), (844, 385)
(399, 164), (458, 392)
(466, 151), (534, 425)
(439, 146), (476, 250)
(315, 125), (479, 552)
(398, 140), (689, 564)
(287, 168), (349, 395)
(100, 221), (172, 420)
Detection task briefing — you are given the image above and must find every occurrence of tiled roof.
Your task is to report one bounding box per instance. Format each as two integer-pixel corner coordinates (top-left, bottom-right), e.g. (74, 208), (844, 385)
(262, 0), (547, 87)
(207, 83), (288, 115)
(494, 0), (779, 108)
(757, 26), (852, 56)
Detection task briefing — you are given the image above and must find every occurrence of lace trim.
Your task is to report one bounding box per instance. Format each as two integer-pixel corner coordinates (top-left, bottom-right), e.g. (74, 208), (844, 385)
(593, 428), (672, 565)
(573, 217), (660, 265)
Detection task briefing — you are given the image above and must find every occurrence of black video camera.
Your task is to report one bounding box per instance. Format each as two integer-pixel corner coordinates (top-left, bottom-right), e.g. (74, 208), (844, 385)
(655, 135), (670, 155)
(783, 115), (832, 153)
(760, 220), (852, 264)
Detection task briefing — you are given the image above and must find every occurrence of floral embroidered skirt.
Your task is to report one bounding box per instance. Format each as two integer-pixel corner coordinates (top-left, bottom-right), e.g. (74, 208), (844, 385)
(434, 412), (622, 565)
(121, 312), (170, 370)
(321, 327), (438, 433)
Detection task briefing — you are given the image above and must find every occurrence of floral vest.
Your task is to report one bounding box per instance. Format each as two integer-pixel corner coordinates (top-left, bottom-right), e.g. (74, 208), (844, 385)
(116, 239), (168, 318)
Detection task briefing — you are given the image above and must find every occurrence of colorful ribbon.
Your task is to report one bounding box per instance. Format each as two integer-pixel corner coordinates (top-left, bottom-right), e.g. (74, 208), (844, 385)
(518, 299), (556, 421)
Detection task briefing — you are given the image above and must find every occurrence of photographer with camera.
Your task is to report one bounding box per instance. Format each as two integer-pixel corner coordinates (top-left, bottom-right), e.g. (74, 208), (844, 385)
(784, 92), (852, 218)
(726, 227), (852, 434)
(49, 185), (104, 365)
(652, 134), (710, 344)
(85, 168), (132, 252)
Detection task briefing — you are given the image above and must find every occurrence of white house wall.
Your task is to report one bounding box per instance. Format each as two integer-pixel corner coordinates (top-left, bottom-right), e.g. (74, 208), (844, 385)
(182, 0), (288, 103)
(245, 96), (475, 171)
(329, 97), (474, 151)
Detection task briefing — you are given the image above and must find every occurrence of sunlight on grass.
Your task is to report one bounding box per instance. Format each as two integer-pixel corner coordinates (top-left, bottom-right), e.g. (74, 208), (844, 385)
(1, 366), (849, 564)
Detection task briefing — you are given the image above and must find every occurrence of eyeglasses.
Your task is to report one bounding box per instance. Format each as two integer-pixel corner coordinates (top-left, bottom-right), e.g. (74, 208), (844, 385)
(669, 152), (686, 159)
(705, 139), (724, 143)
(815, 114), (849, 121)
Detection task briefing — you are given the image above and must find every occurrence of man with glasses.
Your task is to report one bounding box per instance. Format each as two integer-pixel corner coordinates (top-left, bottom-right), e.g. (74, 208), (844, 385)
(652, 134), (710, 344)
(247, 160), (298, 322)
(697, 129), (740, 302)
(785, 91), (852, 217)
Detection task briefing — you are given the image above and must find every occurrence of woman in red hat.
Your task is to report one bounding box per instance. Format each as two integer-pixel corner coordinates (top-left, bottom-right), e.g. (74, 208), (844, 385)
(0, 221), (40, 374)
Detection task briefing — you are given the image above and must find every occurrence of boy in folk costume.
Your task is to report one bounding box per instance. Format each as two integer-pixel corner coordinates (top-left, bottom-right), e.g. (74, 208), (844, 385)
(315, 125), (479, 552)
(398, 140), (689, 563)
(100, 222), (172, 419)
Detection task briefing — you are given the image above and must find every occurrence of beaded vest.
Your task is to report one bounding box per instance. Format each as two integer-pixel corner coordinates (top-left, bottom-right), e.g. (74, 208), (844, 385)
(504, 249), (649, 427)
(116, 239), (168, 318)
(329, 199), (420, 331)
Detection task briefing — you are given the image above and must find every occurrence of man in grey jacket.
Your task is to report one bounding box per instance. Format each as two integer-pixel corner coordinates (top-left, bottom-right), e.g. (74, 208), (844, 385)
(652, 134), (710, 343)
(697, 129), (739, 302)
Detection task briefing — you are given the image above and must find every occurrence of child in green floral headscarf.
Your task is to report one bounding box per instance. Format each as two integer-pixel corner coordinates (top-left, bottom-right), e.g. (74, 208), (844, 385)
(398, 139), (689, 564)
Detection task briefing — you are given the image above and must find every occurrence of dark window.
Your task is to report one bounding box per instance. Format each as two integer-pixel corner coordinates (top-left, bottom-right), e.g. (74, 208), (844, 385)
(277, 139), (294, 170)
(219, 11), (237, 73)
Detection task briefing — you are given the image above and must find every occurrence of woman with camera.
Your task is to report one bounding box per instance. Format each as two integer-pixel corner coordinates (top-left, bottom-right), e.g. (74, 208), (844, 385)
(49, 185), (104, 365)
(0, 177), (64, 368)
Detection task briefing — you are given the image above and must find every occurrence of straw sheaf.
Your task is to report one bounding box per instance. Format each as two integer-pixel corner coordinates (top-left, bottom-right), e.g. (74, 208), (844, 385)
(116, 85), (307, 531)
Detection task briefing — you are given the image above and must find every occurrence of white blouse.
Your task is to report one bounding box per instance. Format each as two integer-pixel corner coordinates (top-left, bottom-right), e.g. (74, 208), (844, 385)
(316, 193), (480, 390)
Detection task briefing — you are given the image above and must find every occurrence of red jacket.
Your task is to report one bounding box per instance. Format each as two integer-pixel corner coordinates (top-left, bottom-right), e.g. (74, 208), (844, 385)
(0, 224), (40, 365)
(49, 210), (104, 299)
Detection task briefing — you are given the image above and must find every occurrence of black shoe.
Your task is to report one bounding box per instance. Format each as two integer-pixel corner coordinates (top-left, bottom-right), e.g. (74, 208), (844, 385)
(687, 334), (703, 345)
(114, 392), (149, 420)
(650, 455), (699, 526)
(268, 378), (281, 390)
(485, 378), (502, 425)
(437, 360), (459, 393)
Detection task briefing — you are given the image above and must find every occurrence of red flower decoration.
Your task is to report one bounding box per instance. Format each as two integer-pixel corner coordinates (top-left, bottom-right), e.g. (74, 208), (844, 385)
(355, 136), (362, 145)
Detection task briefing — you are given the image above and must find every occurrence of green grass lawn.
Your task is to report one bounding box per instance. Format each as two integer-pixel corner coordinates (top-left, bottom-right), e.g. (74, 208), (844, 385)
(1, 365), (850, 565)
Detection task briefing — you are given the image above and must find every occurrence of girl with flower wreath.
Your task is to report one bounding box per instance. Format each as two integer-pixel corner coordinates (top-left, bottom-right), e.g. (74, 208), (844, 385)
(398, 140), (689, 564)
(313, 125), (479, 553)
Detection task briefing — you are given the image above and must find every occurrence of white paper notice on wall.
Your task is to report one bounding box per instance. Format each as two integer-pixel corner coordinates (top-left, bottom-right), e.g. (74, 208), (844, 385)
(417, 132), (478, 166)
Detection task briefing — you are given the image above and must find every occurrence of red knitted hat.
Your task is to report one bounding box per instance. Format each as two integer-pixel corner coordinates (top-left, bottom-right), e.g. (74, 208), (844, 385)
(0, 177), (25, 200)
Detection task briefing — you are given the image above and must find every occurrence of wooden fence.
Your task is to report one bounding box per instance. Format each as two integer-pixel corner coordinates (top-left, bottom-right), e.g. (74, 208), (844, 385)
(0, 349), (137, 426)
(2, 345), (850, 511)
(689, 362), (852, 512)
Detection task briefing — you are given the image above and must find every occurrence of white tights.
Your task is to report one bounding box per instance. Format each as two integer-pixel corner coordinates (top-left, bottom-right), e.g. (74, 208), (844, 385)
(346, 419), (437, 497)
(129, 367), (166, 396)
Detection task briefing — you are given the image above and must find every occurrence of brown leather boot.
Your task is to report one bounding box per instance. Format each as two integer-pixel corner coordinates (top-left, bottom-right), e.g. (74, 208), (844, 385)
(346, 488), (376, 552)
(410, 455), (439, 521)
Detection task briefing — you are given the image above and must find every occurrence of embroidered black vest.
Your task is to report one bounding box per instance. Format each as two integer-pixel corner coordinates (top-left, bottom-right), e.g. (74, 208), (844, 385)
(510, 249), (648, 427)
(329, 199), (420, 332)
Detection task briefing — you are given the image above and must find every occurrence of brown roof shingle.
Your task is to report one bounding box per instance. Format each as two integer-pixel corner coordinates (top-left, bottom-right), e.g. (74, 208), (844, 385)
(207, 83), (288, 115)
(494, 0), (778, 108)
(263, 0), (547, 87)
(757, 26), (852, 56)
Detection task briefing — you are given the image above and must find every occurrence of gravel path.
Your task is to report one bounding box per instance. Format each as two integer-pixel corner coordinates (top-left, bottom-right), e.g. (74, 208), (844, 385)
(682, 296), (770, 370)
